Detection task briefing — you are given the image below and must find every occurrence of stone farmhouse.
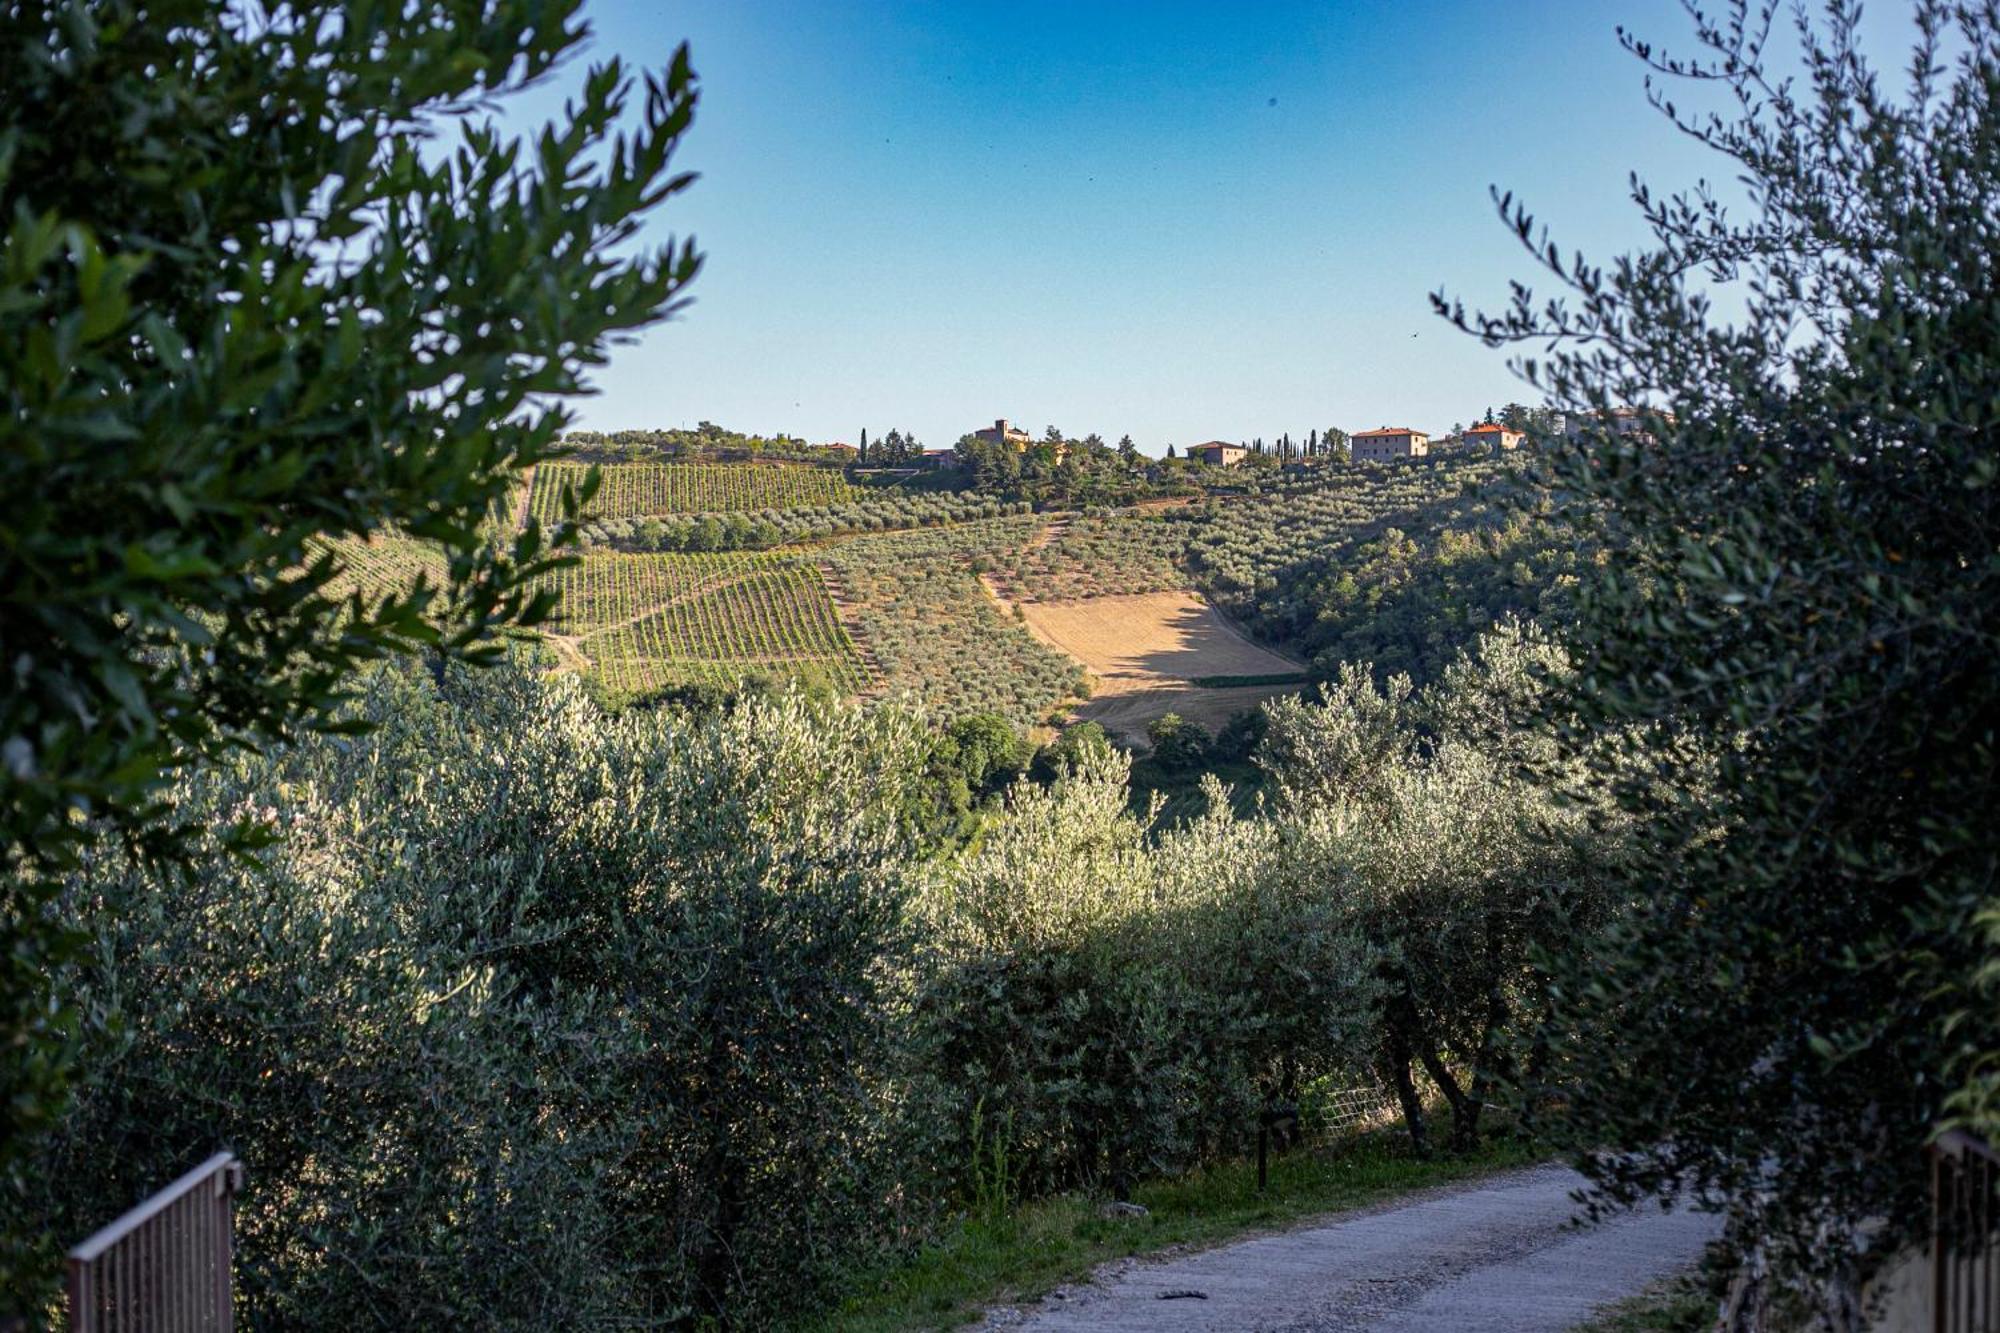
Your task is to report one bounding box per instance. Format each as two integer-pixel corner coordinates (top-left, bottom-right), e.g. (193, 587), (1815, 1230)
(1351, 426), (1431, 462)
(1190, 441), (1250, 467)
(1562, 406), (1676, 446)
(969, 418), (1033, 450)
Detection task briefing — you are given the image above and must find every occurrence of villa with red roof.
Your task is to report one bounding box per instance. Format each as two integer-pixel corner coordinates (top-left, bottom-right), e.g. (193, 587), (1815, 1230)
(1464, 421), (1524, 452)
(1351, 426), (1430, 462)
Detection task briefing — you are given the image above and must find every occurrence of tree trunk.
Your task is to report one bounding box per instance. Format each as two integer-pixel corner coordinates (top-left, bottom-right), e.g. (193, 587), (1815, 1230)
(1412, 1037), (1482, 1152)
(1378, 1027), (1430, 1156)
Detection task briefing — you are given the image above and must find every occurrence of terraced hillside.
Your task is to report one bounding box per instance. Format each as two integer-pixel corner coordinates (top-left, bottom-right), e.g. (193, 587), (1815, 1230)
(992, 509), (1190, 602)
(529, 459), (865, 521)
(541, 549), (867, 699)
(314, 457), (1565, 726)
(818, 518), (1085, 728)
(1173, 457), (1570, 681)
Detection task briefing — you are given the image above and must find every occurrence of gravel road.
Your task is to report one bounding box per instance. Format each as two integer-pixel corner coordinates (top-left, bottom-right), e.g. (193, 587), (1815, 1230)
(980, 1162), (1718, 1332)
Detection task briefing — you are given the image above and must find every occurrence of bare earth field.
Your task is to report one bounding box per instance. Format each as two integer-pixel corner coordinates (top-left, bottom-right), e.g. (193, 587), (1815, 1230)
(1012, 591), (1306, 745)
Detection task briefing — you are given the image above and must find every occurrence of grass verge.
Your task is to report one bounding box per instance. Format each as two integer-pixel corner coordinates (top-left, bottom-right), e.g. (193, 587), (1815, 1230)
(805, 1124), (1545, 1333)
(1569, 1273), (1713, 1331)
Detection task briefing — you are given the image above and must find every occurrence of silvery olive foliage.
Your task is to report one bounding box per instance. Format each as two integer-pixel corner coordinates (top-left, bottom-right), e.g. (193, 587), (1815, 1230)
(914, 748), (1378, 1194)
(31, 660), (929, 1327)
(1258, 623), (1618, 1154)
(25, 623), (1598, 1324)
(1440, 0), (2000, 1311)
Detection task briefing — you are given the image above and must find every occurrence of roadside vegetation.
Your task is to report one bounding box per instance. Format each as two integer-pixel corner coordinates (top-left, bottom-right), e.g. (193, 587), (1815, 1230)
(14, 621), (1586, 1326)
(811, 1123), (1544, 1333)
(1571, 1276), (1714, 1333)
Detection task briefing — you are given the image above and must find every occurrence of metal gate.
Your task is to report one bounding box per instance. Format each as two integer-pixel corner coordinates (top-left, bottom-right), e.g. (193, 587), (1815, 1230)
(1933, 1129), (1998, 1333)
(65, 1152), (245, 1332)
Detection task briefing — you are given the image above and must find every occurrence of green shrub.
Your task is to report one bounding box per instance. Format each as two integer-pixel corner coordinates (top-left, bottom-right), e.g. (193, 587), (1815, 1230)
(912, 751), (1376, 1195)
(31, 661), (932, 1328)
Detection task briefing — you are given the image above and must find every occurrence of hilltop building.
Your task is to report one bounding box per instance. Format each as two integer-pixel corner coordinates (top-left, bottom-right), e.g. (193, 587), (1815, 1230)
(1191, 441), (1250, 467)
(915, 448), (962, 470)
(970, 418), (1033, 450)
(1562, 406), (1676, 446)
(1351, 427), (1431, 462)
(1464, 422), (1524, 452)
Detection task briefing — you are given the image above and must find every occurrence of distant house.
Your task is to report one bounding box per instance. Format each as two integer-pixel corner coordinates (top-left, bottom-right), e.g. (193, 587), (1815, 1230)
(1562, 406), (1675, 447)
(1464, 421), (1524, 452)
(1191, 441), (1250, 467)
(815, 441), (859, 459)
(915, 448), (963, 470)
(970, 418), (1033, 451)
(1350, 426), (1431, 462)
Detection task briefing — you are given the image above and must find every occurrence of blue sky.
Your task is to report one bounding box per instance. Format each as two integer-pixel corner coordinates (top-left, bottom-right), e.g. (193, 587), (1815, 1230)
(519, 3), (1789, 452)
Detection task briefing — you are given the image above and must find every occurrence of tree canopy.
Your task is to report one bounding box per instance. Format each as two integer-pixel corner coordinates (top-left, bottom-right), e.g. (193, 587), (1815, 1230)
(1442, 0), (2000, 1310)
(0, 0), (702, 1300)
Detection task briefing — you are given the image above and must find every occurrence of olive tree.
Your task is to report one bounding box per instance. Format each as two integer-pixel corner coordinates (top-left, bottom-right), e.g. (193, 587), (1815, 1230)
(0, 0), (702, 1303)
(1258, 624), (1614, 1154)
(1439, 0), (2000, 1312)
(32, 661), (930, 1326)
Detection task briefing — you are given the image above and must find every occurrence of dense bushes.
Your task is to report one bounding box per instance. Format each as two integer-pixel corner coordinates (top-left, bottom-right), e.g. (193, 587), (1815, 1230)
(1256, 625), (1617, 1153)
(29, 663), (931, 1327)
(23, 623), (1604, 1325)
(1441, 4), (2000, 1309)
(915, 754), (1377, 1194)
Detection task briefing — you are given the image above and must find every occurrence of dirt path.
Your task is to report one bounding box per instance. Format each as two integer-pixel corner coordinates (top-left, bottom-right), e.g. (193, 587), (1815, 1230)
(1026, 511), (1071, 553)
(815, 561), (885, 692)
(981, 1163), (1717, 1332)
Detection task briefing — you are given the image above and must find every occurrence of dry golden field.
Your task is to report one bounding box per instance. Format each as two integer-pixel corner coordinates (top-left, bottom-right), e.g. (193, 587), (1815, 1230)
(1013, 591), (1306, 745)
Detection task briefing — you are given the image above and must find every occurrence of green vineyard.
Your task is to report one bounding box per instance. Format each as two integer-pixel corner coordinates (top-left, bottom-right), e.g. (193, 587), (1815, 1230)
(309, 531), (450, 603)
(528, 460), (866, 522)
(543, 550), (868, 698)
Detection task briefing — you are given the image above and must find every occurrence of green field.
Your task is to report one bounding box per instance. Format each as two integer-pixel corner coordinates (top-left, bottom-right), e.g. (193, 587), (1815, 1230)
(541, 549), (868, 698)
(529, 460), (866, 522)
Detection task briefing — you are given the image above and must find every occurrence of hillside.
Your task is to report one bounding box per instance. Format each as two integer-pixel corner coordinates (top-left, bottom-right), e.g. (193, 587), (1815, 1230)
(305, 454), (1565, 736)
(540, 549), (868, 699)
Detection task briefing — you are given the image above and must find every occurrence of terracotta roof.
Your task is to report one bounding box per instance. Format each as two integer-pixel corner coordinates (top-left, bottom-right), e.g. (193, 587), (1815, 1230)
(1195, 441), (1243, 450)
(1465, 422), (1513, 434)
(1352, 427), (1425, 438)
